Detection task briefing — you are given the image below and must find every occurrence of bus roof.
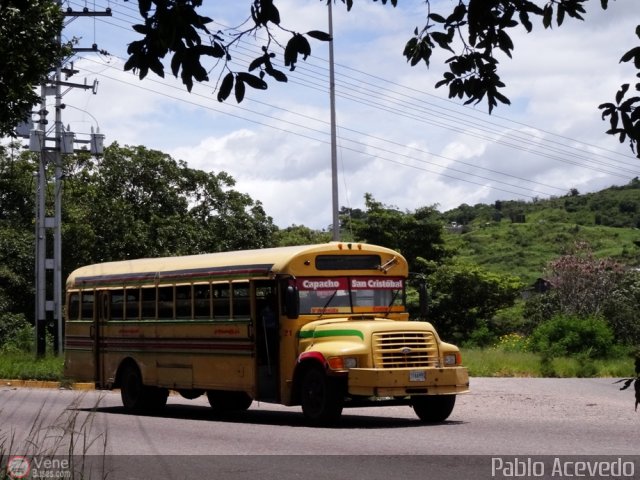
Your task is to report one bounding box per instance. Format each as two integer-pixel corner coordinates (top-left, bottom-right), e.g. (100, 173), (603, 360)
(66, 242), (408, 289)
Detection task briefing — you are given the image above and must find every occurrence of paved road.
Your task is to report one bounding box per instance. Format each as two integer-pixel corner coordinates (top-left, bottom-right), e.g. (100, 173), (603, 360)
(1, 378), (637, 479)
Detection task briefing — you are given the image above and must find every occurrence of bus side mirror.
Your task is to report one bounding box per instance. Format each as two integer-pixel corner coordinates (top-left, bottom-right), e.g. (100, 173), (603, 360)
(285, 285), (299, 319)
(418, 281), (428, 321)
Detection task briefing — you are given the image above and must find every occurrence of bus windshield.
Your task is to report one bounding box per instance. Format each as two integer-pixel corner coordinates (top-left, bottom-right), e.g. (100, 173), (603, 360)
(296, 276), (404, 315)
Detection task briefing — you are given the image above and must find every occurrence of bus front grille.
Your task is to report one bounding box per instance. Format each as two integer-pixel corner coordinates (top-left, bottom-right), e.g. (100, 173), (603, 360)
(373, 331), (438, 368)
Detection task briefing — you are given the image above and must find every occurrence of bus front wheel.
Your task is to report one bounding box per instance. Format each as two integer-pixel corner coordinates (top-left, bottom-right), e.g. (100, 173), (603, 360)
(120, 364), (168, 412)
(299, 366), (344, 425)
(411, 395), (456, 423)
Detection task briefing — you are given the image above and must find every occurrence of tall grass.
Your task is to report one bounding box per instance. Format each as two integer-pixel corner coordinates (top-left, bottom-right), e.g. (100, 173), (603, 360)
(0, 351), (63, 381)
(1, 348), (635, 381)
(0, 394), (109, 479)
(463, 348), (636, 378)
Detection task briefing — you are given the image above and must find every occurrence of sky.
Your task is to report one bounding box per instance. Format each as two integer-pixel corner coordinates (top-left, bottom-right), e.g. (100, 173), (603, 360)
(24, 0), (640, 230)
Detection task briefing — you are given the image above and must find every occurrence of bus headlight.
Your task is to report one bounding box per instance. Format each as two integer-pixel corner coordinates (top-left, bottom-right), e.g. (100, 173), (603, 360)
(327, 356), (358, 370)
(443, 353), (460, 366)
(343, 357), (358, 369)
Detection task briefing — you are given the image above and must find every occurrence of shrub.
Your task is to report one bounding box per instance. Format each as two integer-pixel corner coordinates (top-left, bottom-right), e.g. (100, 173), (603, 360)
(463, 323), (496, 348)
(494, 333), (531, 353)
(529, 314), (615, 358)
(0, 312), (33, 353)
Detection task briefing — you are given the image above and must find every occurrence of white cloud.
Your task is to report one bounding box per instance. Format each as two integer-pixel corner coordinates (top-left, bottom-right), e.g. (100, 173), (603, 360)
(45, 1), (640, 230)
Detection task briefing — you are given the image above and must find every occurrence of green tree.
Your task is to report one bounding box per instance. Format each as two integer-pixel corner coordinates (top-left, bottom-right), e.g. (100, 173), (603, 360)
(0, 143), (277, 329)
(523, 241), (640, 345)
(273, 225), (331, 246)
(63, 143), (277, 266)
(426, 262), (523, 343)
(544, 241), (626, 317)
(0, 147), (38, 327)
(0, 0), (66, 136)
(344, 193), (449, 274)
(120, 0), (639, 156)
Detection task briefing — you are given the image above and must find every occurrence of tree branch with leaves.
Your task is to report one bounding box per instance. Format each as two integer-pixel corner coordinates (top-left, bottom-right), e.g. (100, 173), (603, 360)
(121, 1), (639, 155)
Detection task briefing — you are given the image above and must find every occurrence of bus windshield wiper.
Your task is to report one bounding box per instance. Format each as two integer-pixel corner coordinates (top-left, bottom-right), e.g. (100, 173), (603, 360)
(384, 289), (400, 317)
(319, 290), (338, 318)
(378, 256), (398, 273)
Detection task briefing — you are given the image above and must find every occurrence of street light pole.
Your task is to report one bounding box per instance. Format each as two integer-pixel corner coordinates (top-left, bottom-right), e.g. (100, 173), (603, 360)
(328, 1), (340, 241)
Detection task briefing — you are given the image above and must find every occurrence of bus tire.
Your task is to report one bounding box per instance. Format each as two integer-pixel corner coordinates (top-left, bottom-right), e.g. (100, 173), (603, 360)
(120, 364), (168, 412)
(207, 391), (253, 411)
(411, 395), (456, 423)
(299, 366), (344, 425)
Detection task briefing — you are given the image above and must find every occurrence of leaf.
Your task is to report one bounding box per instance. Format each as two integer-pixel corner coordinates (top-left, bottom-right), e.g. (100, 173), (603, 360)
(543, 5), (553, 28)
(600, 0), (608, 9)
(431, 32), (454, 53)
(284, 37), (298, 70)
(197, 44), (225, 58)
(557, 5), (566, 26)
(428, 13), (446, 23)
(123, 55), (138, 72)
(614, 378), (634, 390)
(267, 3), (280, 25)
(237, 72), (268, 90)
(171, 50), (183, 77)
(217, 72), (234, 102)
(234, 77), (246, 103)
(497, 30), (514, 57)
(265, 67), (288, 82)
(620, 46), (640, 65)
(248, 56), (266, 72)
(616, 84), (630, 104)
(297, 35), (311, 60)
(306, 30), (331, 41)
(621, 96), (640, 111)
(519, 11), (533, 32)
(138, 0), (152, 18)
(132, 24), (148, 35)
(148, 57), (165, 78)
(180, 71), (193, 92)
(447, 4), (467, 25)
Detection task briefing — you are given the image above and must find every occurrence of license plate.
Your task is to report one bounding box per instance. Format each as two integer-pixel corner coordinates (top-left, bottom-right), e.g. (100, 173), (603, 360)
(409, 370), (426, 382)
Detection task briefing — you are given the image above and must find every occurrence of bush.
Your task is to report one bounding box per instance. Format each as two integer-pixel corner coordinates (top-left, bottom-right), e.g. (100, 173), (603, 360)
(494, 333), (531, 353)
(0, 312), (33, 353)
(463, 323), (496, 348)
(529, 314), (615, 358)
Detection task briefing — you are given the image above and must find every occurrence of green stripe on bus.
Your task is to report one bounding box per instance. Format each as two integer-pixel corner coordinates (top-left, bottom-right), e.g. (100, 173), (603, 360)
(299, 329), (364, 341)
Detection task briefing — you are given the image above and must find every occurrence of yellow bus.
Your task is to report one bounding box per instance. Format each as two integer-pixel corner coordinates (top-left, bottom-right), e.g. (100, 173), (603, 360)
(64, 242), (469, 424)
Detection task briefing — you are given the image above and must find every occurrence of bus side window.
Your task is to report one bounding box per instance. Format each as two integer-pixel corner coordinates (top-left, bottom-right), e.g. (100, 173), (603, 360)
(194, 283), (211, 318)
(126, 288), (140, 320)
(176, 285), (192, 319)
(67, 293), (80, 321)
(141, 287), (156, 319)
(213, 283), (230, 319)
(232, 282), (250, 319)
(158, 286), (174, 319)
(110, 289), (125, 320)
(81, 292), (94, 320)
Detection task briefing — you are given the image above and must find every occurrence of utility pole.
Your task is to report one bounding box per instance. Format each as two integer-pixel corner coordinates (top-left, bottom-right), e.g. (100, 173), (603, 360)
(30, 1), (110, 356)
(328, 1), (340, 241)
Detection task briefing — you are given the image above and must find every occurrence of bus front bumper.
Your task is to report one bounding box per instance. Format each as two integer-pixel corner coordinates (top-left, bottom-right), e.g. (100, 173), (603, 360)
(346, 366), (470, 397)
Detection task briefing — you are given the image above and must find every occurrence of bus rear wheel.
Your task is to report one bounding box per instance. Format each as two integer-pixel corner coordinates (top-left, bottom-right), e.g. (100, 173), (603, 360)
(299, 366), (344, 425)
(411, 395), (456, 423)
(207, 391), (253, 411)
(120, 364), (168, 412)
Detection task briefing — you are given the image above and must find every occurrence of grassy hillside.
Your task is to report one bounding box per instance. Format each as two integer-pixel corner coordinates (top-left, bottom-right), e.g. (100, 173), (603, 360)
(442, 181), (640, 284)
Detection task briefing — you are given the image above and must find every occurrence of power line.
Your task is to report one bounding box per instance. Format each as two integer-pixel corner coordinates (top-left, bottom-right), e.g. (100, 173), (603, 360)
(65, 1), (640, 201)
